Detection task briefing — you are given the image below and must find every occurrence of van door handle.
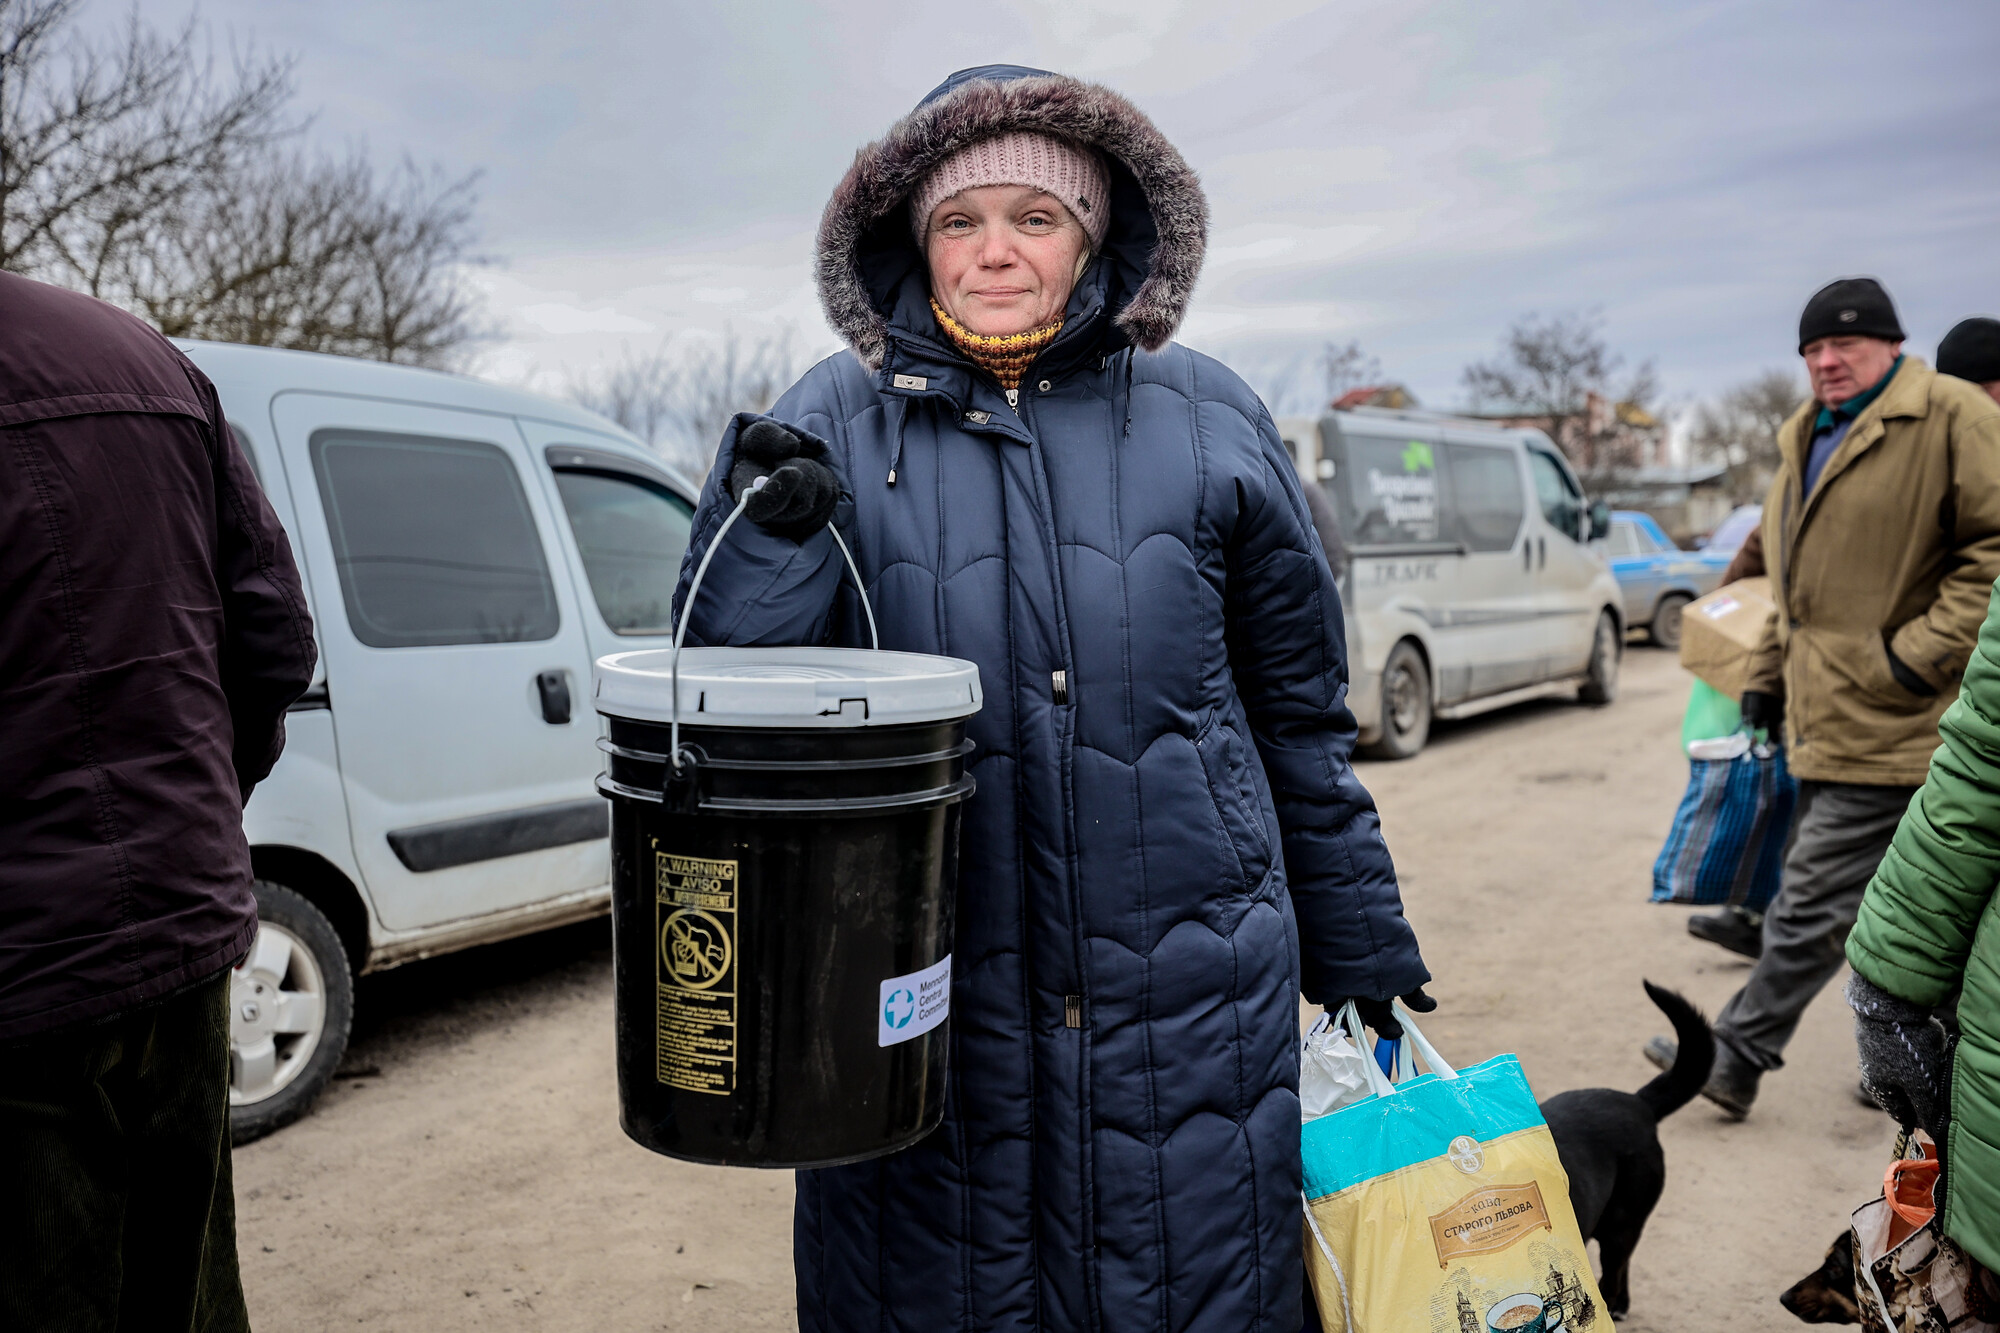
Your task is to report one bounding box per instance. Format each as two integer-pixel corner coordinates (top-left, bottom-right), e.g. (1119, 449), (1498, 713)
(536, 669), (573, 725)
(1538, 537), (1546, 569)
(1523, 542), (1532, 571)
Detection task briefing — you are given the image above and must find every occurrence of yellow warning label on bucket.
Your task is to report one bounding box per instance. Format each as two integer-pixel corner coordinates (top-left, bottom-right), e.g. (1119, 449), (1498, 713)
(655, 852), (738, 1095)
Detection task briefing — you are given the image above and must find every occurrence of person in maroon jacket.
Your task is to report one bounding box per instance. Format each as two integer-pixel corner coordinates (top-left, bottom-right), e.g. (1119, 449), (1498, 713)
(0, 271), (316, 1331)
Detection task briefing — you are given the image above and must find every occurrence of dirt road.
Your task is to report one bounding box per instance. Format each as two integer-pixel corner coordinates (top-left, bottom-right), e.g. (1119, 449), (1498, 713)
(236, 647), (1896, 1330)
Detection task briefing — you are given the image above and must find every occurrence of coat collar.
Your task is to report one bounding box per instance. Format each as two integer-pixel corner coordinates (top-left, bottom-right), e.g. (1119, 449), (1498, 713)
(1781, 357), (1938, 540)
(1811, 355), (1904, 432)
(1780, 357), (1936, 476)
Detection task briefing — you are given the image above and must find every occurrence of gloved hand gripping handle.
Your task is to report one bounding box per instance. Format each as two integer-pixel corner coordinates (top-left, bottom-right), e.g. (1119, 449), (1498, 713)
(667, 477), (878, 779)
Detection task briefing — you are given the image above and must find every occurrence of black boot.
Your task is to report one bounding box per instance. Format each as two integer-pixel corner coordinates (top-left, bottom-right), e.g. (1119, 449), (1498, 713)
(1687, 905), (1763, 959)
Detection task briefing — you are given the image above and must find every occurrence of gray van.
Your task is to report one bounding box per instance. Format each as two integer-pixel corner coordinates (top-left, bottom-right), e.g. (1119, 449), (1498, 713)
(1277, 406), (1623, 758)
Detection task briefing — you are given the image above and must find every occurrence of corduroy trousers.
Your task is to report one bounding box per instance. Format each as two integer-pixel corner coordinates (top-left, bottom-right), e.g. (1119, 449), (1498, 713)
(1, 969), (250, 1332)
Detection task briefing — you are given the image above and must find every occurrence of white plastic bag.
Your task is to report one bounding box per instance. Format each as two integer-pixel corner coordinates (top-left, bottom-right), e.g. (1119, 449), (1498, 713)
(1300, 1010), (1377, 1120)
(1685, 731), (1752, 761)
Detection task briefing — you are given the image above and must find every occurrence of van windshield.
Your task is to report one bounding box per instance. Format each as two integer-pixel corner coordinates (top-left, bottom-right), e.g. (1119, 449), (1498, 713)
(1342, 433), (1441, 544)
(1707, 505), (1762, 554)
(552, 468), (692, 635)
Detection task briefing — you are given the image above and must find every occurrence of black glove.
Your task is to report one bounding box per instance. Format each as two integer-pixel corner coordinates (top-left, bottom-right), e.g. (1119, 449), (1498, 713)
(1740, 689), (1784, 742)
(729, 419), (839, 542)
(1885, 645), (1940, 698)
(1351, 986), (1436, 1041)
(1848, 973), (1952, 1141)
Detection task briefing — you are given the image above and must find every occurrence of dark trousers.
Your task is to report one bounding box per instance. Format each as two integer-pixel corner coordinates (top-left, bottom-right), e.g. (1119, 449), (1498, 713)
(1714, 779), (1918, 1071)
(0, 970), (250, 1332)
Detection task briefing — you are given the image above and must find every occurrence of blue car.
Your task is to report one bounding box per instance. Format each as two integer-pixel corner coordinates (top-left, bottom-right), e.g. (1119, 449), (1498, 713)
(1607, 506), (1759, 648)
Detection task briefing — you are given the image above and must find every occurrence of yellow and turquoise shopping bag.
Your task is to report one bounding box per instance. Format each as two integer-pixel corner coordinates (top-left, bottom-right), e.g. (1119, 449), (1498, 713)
(1302, 1003), (1607, 1332)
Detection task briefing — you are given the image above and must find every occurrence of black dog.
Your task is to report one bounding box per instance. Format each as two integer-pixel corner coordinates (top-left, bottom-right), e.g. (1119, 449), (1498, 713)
(1779, 1233), (1861, 1323)
(1540, 982), (1713, 1319)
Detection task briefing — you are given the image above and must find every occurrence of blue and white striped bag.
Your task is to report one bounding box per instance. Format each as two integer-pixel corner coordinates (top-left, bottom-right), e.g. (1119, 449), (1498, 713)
(1650, 741), (1797, 913)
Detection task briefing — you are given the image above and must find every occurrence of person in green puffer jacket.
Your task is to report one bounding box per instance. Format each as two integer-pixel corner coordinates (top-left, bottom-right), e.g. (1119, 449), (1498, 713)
(1846, 579), (2000, 1273)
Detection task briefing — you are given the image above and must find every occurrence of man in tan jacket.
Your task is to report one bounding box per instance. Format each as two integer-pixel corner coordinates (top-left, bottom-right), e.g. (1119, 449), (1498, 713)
(1649, 277), (2000, 1116)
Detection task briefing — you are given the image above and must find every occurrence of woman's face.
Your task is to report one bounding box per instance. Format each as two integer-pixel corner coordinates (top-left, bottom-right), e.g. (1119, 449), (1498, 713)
(924, 184), (1089, 338)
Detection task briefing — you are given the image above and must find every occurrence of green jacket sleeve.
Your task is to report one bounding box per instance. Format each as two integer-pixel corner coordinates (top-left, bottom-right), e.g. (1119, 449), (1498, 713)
(1848, 579), (2000, 1006)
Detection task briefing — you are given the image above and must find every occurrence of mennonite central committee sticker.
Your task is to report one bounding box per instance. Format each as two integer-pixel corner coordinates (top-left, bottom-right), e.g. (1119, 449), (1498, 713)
(878, 955), (951, 1047)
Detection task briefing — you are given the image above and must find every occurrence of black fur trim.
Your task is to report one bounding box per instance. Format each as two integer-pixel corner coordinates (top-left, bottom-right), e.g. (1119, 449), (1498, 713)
(817, 73), (1207, 367)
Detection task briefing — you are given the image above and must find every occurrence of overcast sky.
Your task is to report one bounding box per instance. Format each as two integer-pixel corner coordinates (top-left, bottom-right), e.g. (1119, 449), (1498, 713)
(155, 0), (1998, 419)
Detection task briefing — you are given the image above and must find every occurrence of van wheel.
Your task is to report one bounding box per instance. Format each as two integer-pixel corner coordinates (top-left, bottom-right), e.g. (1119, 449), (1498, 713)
(1649, 594), (1690, 650)
(229, 881), (354, 1145)
(1360, 642), (1432, 760)
(1579, 611), (1622, 706)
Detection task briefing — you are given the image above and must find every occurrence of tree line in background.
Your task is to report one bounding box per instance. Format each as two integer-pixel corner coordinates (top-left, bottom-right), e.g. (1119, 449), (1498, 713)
(1685, 369), (1799, 502)
(566, 327), (814, 480)
(1280, 312), (1799, 507)
(0, 0), (483, 365)
(3, 0), (1803, 492)
(1460, 311), (1662, 478)
(0, 0), (806, 476)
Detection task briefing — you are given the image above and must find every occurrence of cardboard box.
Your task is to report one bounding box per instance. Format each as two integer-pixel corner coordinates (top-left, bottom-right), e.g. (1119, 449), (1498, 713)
(1679, 577), (1777, 699)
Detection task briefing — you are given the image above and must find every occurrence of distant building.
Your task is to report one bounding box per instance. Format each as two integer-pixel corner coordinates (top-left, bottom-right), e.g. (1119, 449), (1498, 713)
(1594, 462), (1736, 545)
(1467, 391), (1668, 477)
(1332, 384), (1418, 411)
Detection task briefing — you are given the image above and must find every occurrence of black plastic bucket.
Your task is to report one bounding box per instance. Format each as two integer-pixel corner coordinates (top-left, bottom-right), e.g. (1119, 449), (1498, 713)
(594, 498), (981, 1166)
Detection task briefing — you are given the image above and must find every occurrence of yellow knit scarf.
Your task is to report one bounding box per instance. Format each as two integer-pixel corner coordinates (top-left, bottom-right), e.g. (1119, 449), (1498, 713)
(930, 299), (1062, 392)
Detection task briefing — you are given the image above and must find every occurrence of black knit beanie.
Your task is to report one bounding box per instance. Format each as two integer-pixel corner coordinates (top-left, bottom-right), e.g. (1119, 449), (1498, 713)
(1798, 277), (1905, 352)
(1938, 318), (2000, 384)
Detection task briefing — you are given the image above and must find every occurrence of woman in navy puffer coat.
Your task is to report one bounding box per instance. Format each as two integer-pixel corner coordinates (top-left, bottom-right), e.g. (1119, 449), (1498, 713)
(675, 65), (1430, 1333)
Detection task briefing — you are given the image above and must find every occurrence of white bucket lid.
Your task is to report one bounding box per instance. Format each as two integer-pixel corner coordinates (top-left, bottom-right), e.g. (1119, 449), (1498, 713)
(593, 646), (982, 728)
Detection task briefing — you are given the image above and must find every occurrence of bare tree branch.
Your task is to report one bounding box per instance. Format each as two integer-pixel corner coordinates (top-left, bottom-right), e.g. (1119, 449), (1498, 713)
(1462, 311), (1659, 477)
(1689, 368), (1802, 503)
(1246, 338), (1416, 416)
(1, 0), (295, 281)
(1322, 338), (1383, 401)
(569, 326), (815, 479)
(2, 2), (487, 365)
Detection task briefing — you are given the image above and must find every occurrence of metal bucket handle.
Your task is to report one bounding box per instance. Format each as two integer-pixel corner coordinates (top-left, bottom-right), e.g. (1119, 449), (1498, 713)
(667, 477), (879, 772)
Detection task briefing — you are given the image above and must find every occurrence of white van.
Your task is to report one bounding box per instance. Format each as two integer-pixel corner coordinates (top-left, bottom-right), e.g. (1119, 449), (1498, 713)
(183, 342), (698, 1139)
(1276, 406), (1623, 759)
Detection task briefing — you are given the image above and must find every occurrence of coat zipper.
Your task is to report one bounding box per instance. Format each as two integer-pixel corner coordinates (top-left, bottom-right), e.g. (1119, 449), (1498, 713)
(1018, 379), (1102, 1333)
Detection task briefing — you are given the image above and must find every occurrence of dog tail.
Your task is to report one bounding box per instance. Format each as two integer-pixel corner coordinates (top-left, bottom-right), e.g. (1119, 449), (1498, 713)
(1635, 981), (1713, 1121)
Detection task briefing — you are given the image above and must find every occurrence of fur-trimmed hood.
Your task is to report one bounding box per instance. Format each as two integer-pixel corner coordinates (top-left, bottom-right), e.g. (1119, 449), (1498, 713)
(816, 65), (1208, 370)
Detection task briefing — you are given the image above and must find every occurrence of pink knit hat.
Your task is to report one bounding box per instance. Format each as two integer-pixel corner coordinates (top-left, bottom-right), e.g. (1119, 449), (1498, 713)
(908, 132), (1112, 250)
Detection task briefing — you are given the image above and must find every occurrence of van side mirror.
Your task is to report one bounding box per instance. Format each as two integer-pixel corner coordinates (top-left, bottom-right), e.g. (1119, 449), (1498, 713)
(1587, 500), (1611, 541)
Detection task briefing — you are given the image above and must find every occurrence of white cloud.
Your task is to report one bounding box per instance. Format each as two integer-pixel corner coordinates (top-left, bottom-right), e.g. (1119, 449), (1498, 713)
(155, 0), (2000, 408)
(509, 302), (657, 336)
(465, 225), (838, 391)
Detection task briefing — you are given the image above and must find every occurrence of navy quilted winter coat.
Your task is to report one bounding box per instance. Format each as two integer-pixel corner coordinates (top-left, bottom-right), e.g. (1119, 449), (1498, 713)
(675, 67), (1428, 1333)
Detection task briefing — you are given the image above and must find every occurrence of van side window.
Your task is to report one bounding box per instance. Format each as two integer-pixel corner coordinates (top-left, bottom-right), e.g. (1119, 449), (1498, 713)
(1341, 433), (1441, 544)
(1527, 450), (1583, 542)
(311, 430), (561, 647)
(551, 468), (692, 635)
(1444, 444), (1524, 552)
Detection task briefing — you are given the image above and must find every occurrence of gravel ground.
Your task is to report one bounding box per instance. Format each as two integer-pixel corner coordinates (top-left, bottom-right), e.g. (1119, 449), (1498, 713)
(235, 646), (1896, 1329)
